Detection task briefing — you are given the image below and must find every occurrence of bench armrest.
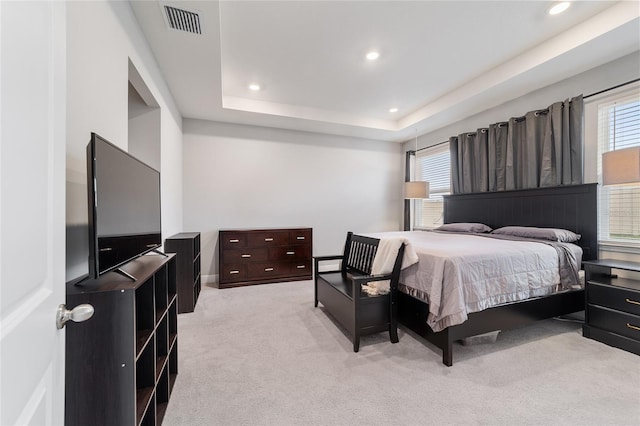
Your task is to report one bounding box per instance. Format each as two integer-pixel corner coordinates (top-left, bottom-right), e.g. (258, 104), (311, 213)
(350, 273), (393, 284)
(313, 255), (343, 262)
(314, 255), (343, 275)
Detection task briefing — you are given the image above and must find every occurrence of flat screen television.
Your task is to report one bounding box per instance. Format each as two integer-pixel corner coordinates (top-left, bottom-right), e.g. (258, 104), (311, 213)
(87, 132), (161, 279)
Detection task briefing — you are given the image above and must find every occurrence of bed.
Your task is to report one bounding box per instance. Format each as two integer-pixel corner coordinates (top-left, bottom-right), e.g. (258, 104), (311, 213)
(396, 183), (598, 366)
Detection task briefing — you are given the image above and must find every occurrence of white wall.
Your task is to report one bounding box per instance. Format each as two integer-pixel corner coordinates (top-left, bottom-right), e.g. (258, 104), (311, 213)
(65, 1), (183, 281)
(406, 51), (640, 263)
(129, 83), (161, 171)
(183, 120), (403, 280)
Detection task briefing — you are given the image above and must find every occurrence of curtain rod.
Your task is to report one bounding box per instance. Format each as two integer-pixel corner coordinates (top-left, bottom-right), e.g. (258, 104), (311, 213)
(410, 78), (640, 154)
(583, 78), (640, 99)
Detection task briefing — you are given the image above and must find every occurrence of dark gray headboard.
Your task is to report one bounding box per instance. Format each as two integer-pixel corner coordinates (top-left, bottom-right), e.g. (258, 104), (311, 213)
(443, 183), (598, 261)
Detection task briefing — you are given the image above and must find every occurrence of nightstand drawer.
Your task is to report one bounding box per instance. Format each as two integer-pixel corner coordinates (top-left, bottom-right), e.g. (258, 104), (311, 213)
(588, 282), (640, 316)
(589, 305), (640, 341)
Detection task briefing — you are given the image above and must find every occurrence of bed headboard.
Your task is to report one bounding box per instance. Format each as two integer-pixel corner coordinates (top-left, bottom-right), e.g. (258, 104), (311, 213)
(443, 183), (598, 261)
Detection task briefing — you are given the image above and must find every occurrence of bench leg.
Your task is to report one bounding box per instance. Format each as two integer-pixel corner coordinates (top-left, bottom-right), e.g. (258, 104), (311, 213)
(353, 335), (360, 352)
(314, 276), (318, 307)
(443, 342), (453, 367)
(389, 295), (399, 343)
(389, 323), (399, 344)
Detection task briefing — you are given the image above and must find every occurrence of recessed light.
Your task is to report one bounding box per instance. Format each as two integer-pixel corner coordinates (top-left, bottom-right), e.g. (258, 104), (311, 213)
(389, 107), (398, 113)
(549, 2), (570, 15)
(248, 83), (261, 91)
(366, 51), (379, 61)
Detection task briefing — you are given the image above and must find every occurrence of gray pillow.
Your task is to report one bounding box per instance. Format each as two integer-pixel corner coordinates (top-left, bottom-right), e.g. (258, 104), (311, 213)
(436, 223), (493, 233)
(491, 226), (581, 242)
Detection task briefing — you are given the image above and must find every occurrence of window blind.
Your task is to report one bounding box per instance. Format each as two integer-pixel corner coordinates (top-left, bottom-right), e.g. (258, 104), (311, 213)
(415, 143), (450, 229)
(597, 90), (640, 244)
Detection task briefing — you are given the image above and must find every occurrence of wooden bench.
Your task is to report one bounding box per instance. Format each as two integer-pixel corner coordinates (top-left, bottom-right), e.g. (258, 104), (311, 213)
(314, 232), (405, 352)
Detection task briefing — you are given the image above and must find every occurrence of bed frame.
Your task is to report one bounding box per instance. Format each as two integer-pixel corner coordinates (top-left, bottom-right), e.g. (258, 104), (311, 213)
(397, 183), (598, 366)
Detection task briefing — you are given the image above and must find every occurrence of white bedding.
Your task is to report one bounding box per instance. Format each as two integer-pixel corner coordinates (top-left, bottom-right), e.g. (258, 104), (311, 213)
(366, 231), (582, 332)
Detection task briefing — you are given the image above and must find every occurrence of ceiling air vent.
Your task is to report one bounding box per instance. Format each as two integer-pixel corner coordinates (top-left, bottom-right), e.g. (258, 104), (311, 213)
(164, 5), (201, 34)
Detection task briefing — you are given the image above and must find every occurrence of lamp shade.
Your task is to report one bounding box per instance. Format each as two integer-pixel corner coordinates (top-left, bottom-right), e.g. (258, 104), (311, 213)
(404, 181), (429, 199)
(602, 146), (640, 186)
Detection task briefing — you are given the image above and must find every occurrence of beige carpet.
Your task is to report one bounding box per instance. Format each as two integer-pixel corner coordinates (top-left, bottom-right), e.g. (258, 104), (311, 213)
(163, 280), (640, 426)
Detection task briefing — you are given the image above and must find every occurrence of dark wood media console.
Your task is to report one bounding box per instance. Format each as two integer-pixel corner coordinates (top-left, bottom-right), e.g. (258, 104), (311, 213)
(219, 228), (312, 288)
(65, 254), (178, 426)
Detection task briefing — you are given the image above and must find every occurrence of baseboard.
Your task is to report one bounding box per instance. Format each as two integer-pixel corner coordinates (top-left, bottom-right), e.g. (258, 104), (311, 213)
(203, 274), (218, 285)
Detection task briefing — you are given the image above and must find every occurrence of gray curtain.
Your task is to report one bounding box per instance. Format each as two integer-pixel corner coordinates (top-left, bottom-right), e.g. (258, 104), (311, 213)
(451, 95), (583, 194)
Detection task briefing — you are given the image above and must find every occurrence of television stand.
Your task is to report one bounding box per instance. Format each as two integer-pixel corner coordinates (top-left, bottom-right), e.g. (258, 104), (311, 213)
(114, 268), (136, 281)
(66, 254), (178, 425)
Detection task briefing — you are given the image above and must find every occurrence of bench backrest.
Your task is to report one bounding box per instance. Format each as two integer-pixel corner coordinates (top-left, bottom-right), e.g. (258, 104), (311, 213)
(342, 232), (380, 275)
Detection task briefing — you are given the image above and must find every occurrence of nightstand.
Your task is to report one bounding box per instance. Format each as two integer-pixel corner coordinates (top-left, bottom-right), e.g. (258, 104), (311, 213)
(583, 259), (640, 356)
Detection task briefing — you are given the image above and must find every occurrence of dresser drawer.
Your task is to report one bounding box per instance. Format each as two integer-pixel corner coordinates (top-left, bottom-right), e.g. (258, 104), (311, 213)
(269, 246), (311, 261)
(220, 264), (247, 282)
(247, 263), (289, 279)
(588, 282), (640, 316)
(247, 231), (289, 247)
(589, 305), (640, 341)
(221, 248), (268, 264)
(289, 260), (312, 276)
(289, 229), (311, 244)
(220, 232), (248, 249)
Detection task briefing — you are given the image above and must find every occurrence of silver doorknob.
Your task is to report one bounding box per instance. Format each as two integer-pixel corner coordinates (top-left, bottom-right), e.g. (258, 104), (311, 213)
(56, 304), (94, 329)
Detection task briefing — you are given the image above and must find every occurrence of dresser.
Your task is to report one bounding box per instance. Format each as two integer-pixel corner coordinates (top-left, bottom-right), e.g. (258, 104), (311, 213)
(219, 228), (312, 288)
(583, 259), (640, 356)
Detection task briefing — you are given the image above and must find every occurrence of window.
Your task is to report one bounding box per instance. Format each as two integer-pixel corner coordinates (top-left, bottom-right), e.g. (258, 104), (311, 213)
(414, 143), (450, 229)
(596, 88), (640, 246)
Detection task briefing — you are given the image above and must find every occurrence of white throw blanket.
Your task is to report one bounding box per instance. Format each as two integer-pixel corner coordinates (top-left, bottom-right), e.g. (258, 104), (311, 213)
(362, 236), (419, 295)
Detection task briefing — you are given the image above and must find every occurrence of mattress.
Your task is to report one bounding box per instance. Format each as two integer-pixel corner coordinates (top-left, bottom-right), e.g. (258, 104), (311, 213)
(366, 230), (583, 332)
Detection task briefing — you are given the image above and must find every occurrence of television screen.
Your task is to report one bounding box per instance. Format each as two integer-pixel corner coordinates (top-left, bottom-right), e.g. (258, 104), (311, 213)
(87, 133), (161, 279)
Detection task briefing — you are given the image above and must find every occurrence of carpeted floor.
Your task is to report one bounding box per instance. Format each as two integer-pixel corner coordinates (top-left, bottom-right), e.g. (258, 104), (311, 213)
(163, 280), (640, 426)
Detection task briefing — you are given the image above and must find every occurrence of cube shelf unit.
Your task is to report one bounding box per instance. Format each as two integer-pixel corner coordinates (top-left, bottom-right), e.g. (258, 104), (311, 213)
(65, 254), (178, 426)
(164, 232), (201, 313)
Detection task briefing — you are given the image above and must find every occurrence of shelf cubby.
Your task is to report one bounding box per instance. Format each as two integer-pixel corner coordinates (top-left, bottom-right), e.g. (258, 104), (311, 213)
(156, 364), (170, 424)
(168, 343), (178, 394)
(156, 314), (169, 381)
(139, 392), (156, 426)
(154, 267), (168, 323)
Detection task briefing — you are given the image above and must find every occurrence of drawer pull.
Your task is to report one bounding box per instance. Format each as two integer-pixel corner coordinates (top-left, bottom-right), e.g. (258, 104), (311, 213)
(229, 239), (240, 243)
(265, 268), (274, 272)
(296, 265), (306, 269)
(264, 238), (274, 242)
(286, 251), (295, 255)
(241, 254), (251, 258)
(627, 323), (640, 332)
(626, 298), (640, 306)
(296, 236), (305, 240)
(229, 270), (240, 274)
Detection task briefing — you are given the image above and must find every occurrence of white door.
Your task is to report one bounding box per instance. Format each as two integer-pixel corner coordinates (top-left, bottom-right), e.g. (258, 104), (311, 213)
(1, 1), (67, 425)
